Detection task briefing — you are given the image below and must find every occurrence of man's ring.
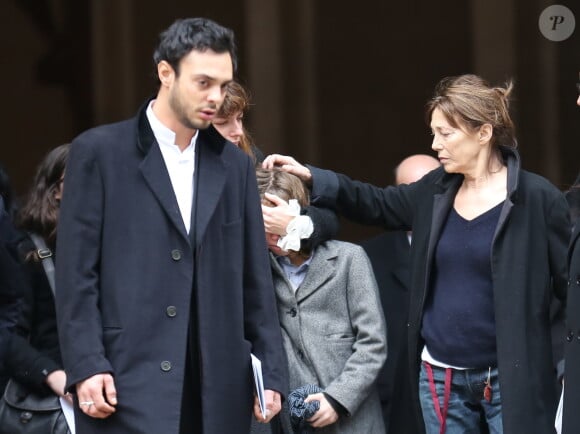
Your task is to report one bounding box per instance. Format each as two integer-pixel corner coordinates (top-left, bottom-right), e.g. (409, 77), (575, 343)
(80, 401), (94, 406)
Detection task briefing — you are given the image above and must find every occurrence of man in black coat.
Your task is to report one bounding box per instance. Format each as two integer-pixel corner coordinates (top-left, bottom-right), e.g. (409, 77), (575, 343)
(562, 173), (580, 434)
(561, 82), (580, 433)
(56, 18), (286, 434)
(360, 154), (439, 434)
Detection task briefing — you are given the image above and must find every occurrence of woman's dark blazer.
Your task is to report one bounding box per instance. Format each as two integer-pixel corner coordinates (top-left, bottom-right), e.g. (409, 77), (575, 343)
(562, 213), (580, 433)
(308, 146), (569, 434)
(3, 235), (62, 394)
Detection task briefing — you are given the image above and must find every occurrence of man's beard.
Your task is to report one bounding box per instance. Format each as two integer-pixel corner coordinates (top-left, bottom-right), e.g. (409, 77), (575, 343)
(169, 90), (211, 131)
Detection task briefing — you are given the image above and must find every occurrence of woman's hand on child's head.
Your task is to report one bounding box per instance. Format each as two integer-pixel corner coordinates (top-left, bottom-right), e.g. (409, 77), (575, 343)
(262, 154), (312, 185)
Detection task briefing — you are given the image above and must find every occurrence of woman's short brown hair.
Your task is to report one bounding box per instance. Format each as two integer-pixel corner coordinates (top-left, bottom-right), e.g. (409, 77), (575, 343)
(426, 74), (517, 150)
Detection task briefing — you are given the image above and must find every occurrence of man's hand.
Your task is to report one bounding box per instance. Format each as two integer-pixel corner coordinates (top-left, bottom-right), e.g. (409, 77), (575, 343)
(76, 373), (117, 418)
(254, 389), (281, 423)
(261, 154), (312, 184)
(305, 392), (339, 428)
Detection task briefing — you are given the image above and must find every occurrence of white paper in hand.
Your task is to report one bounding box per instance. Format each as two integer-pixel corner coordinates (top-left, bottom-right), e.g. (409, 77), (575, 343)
(555, 385), (563, 434)
(251, 353), (266, 419)
(60, 397), (76, 434)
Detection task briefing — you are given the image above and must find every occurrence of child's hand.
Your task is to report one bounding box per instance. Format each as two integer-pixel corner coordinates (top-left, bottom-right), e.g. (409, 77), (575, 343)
(305, 393), (339, 428)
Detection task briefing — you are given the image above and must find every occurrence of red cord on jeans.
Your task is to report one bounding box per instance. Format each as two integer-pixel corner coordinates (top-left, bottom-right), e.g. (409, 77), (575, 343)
(423, 361), (452, 434)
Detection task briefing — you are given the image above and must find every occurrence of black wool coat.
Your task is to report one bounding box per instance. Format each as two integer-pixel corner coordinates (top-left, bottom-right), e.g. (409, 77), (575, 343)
(360, 231), (418, 434)
(4, 235), (62, 394)
(0, 213), (23, 389)
(309, 147), (569, 434)
(562, 214), (580, 434)
(56, 101), (287, 434)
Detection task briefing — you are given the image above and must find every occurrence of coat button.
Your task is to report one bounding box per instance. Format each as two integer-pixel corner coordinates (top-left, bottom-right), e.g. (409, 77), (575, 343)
(297, 350), (304, 360)
(166, 306), (177, 317)
(288, 308), (297, 317)
(160, 361), (172, 372)
(171, 249), (182, 261)
(576, 276), (580, 286)
(20, 411), (33, 424)
(567, 331), (574, 342)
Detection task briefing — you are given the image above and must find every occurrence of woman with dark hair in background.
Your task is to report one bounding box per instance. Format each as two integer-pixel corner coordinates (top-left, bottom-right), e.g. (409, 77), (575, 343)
(263, 74), (569, 434)
(212, 80), (262, 162)
(1, 144), (72, 433)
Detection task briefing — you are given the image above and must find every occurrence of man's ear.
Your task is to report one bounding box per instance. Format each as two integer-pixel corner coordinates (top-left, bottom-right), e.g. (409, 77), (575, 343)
(157, 61), (174, 88)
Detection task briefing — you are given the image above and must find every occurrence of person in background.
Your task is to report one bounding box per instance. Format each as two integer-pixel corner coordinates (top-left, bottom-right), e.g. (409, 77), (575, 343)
(257, 167), (387, 434)
(0, 163), (21, 253)
(0, 163), (18, 220)
(263, 74), (569, 434)
(0, 163), (22, 392)
(0, 242), (21, 394)
(360, 154), (439, 434)
(212, 80), (262, 162)
(560, 74), (580, 434)
(2, 144), (73, 431)
(55, 17), (286, 434)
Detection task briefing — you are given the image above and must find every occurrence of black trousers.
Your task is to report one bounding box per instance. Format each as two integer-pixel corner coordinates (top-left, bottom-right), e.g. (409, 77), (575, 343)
(179, 322), (202, 433)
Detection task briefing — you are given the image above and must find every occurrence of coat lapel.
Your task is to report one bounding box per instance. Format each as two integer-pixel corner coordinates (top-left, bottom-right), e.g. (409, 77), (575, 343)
(569, 218), (580, 265)
(492, 147), (519, 243)
(136, 102), (190, 244)
(419, 176), (460, 316)
(270, 257), (297, 307)
(392, 233), (411, 290)
(295, 244), (336, 303)
(427, 181), (459, 266)
(193, 127), (227, 249)
(136, 102), (229, 249)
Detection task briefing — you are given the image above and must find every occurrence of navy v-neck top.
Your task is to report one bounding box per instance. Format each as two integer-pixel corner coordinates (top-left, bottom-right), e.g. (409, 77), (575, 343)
(421, 201), (503, 368)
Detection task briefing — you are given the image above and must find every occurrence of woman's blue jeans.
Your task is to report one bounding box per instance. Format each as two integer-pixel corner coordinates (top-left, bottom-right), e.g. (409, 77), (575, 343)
(419, 362), (503, 434)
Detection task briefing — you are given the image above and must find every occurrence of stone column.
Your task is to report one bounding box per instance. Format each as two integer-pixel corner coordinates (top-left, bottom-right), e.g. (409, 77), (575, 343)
(91, 0), (137, 124)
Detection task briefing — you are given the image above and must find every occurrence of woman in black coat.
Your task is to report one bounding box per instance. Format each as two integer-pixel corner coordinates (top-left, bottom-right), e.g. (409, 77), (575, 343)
(3, 144), (71, 414)
(263, 74), (569, 434)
